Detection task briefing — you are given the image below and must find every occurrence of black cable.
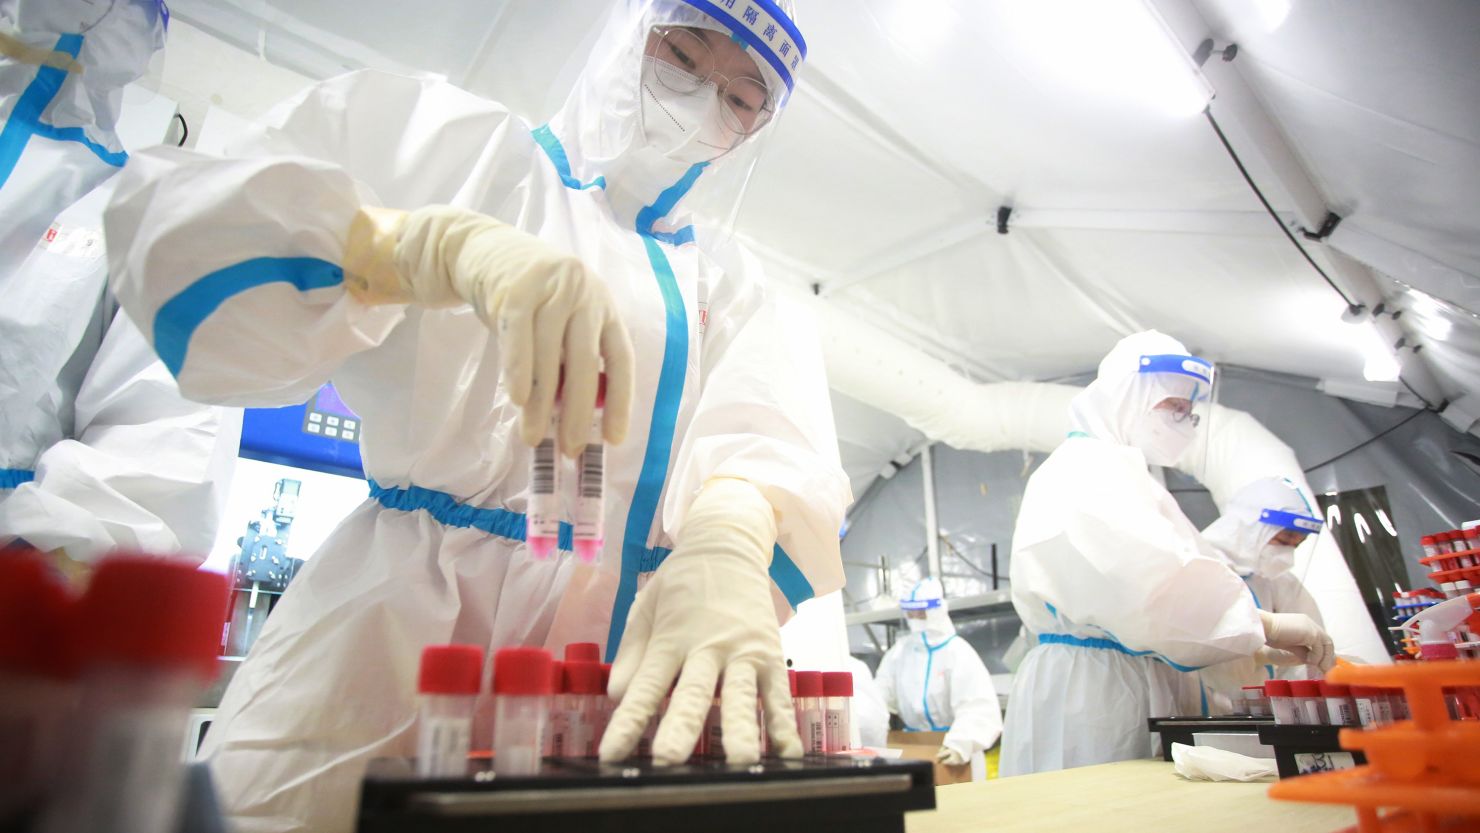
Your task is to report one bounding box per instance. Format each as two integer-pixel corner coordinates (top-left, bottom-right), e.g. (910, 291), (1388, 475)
(1203, 109), (1355, 308)
(174, 112), (189, 147)
(1301, 409), (1426, 474)
(1399, 375), (1441, 412)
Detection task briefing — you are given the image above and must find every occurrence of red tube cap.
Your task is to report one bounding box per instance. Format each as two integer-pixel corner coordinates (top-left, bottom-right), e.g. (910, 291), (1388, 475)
(564, 642), (600, 663)
(565, 661), (604, 695)
(788, 669), (797, 696)
(74, 554), (228, 678)
(1421, 535), (1437, 545)
(418, 644), (483, 695)
(795, 671), (824, 698)
(1350, 685), (1380, 697)
(599, 663), (612, 693)
(1240, 684), (1265, 693)
(822, 671), (854, 697)
(0, 551), (76, 680)
(1318, 681), (1351, 698)
(492, 647), (553, 696)
(1289, 680), (1322, 697)
(550, 660), (566, 694)
(1264, 679), (1293, 696)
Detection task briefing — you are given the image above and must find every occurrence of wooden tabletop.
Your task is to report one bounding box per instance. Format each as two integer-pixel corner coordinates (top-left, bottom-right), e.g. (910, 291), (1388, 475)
(905, 759), (1355, 833)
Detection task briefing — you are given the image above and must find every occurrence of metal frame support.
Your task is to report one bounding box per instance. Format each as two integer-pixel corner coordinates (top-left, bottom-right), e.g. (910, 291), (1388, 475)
(921, 443), (941, 579)
(1148, 0), (1450, 409)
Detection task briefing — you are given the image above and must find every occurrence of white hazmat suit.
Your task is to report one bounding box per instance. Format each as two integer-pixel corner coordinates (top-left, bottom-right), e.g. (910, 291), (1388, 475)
(103, 1), (848, 830)
(0, 0), (239, 562)
(875, 578), (1002, 764)
(999, 331), (1268, 777)
(1196, 477), (1326, 714)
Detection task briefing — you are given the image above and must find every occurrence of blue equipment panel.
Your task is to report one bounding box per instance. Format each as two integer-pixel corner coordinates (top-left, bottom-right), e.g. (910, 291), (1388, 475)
(239, 383), (364, 479)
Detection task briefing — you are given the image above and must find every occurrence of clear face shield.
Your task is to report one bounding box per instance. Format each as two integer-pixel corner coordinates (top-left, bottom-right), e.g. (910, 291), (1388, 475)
(547, 0), (805, 238)
(1128, 353), (1216, 473)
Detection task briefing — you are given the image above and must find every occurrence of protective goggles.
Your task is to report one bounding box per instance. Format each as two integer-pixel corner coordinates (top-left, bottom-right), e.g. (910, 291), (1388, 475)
(1260, 509), (1324, 533)
(899, 597), (943, 611)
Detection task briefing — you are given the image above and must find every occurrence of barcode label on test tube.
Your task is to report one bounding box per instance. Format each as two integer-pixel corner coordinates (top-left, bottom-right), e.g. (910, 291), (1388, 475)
(417, 717), (471, 777)
(578, 443), (603, 498)
(532, 439), (557, 495)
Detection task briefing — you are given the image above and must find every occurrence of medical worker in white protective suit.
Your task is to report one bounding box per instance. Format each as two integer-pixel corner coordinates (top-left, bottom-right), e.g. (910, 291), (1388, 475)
(104, 0), (849, 830)
(0, 0), (239, 569)
(875, 578), (1002, 765)
(999, 331), (1334, 777)
(1194, 477), (1328, 715)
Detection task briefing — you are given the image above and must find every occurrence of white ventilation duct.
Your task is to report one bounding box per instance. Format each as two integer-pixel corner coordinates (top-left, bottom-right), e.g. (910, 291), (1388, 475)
(790, 291), (1389, 664)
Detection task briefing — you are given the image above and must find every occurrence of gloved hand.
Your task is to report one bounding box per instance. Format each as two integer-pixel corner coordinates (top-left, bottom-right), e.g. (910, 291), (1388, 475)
(1254, 644), (1307, 667)
(343, 205), (634, 456)
(935, 745), (968, 767)
(1260, 611), (1335, 672)
(598, 478), (800, 766)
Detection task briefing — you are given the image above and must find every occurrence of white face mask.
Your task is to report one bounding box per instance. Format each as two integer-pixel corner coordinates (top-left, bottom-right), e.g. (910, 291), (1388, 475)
(638, 56), (742, 165)
(1258, 544), (1296, 578)
(906, 617), (927, 633)
(1129, 408), (1198, 467)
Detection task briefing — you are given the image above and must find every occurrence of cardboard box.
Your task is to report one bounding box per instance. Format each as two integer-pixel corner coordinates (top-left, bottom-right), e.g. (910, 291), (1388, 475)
(887, 730), (974, 786)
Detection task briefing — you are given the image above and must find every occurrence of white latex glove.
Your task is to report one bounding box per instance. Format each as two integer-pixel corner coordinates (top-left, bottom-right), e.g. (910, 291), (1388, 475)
(343, 205), (634, 456)
(598, 478), (800, 766)
(1254, 644), (1307, 667)
(935, 745), (968, 766)
(1260, 611), (1335, 672)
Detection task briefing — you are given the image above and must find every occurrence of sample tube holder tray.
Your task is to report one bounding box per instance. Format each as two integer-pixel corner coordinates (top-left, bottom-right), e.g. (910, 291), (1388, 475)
(357, 754), (936, 833)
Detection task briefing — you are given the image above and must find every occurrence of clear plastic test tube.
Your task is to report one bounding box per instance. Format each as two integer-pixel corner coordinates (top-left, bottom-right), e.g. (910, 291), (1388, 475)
(822, 671), (853, 753)
(0, 553), (76, 824)
(1241, 684), (1270, 718)
(544, 660), (566, 756)
(562, 662), (605, 757)
(795, 671), (826, 755)
(40, 556), (228, 833)
(416, 645), (482, 777)
(1289, 680), (1327, 724)
(572, 376), (606, 563)
(1265, 680), (1299, 725)
(703, 680), (724, 759)
(492, 647), (552, 776)
(526, 407), (561, 559)
(1320, 681), (1357, 726)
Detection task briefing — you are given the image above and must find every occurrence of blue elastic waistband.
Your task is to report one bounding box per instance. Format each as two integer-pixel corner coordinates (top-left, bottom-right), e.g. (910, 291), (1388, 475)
(0, 468), (36, 489)
(1037, 631), (1200, 673)
(368, 479), (574, 552)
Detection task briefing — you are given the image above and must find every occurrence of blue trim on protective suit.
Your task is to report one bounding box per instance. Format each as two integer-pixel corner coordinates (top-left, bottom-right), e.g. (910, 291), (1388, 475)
(920, 632), (955, 731)
(531, 125), (606, 191)
(530, 127), (813, 662)
(368, 480), (574, 552)
(0, 35), (127, 189)
(1037, 632), (1203, 673)
(0, 468), (37, 490)
(154, 257), (344, 376)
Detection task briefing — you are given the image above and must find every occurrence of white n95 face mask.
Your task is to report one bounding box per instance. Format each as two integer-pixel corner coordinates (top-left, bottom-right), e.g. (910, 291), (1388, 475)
(1258, 544), (1296, 578)
(639, 56), (741, 165)
(906, 617), (927, 633)
(1129, 408), (1197, 467)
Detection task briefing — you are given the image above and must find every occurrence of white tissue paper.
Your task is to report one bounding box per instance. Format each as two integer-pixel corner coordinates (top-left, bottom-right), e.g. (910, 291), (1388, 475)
(1171, 742), (1277, 782)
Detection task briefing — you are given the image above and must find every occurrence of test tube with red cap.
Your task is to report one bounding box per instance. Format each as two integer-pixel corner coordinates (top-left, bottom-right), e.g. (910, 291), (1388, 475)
(794, 671), (825, 755)
(544, 660), (566, 756)
(40, 555), (228, 833)
(1289, 680), (1326, 724)
(598, 663), (614, 749)
(571, 375), (606, 563)
(1320, 681), (1358, 726)
(822, 671), (854, 753)
(416, 644), (482, 776)
(0, 552), (76, 822)
(527, 410), (561, 560)
(1265, 680), (1298, 725)
(702, 680), (724, 759)
(492, 647), (552, 775)
(562, 662), (605, 757)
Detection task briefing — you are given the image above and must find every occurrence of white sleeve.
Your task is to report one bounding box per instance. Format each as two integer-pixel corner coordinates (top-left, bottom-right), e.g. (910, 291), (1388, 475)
(1018, 452), (1264, 668)
(0, 308), (240, 562)
(874, 644), (902, 717)
(941, 641), (1003, 757)
(662, 246), (852, 618)
(103, 70), (517, 407)
(849, 659), (891, 749)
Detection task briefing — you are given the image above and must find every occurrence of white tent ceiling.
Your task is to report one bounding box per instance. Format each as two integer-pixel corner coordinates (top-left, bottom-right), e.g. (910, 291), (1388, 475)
(165, 0), (1480, 498)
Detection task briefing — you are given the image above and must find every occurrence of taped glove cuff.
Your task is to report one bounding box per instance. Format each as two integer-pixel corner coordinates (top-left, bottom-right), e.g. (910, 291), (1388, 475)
(343, 206), (411, 305)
